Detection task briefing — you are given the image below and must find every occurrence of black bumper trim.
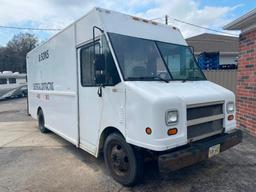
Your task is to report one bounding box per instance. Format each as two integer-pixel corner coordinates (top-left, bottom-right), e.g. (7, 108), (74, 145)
(158, 129), (243, 172)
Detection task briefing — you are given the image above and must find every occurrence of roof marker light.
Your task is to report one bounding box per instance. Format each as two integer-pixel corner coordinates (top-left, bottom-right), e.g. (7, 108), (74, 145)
(132, 16), (140, 21)
(151, 21), (158, 25)
(142, 19), (149, 23)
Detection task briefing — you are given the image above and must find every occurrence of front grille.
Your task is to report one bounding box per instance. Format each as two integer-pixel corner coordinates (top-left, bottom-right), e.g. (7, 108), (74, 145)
(187, 104), (223, 121)
(187, 102), (224, 141)
(187, 120), (223, 140)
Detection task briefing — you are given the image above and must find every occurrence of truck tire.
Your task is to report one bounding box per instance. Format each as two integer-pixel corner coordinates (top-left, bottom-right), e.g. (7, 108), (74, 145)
(103, 133), (144, 186)
(37, 109), (49, 133)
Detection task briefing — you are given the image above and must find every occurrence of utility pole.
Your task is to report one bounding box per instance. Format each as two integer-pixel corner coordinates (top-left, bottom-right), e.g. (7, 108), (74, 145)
(165, 15), (168, 25)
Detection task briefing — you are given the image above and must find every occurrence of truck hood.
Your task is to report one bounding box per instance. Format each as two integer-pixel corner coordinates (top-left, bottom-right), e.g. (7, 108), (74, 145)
(125, 80), (235, 105)
(124, 80), (236, 151)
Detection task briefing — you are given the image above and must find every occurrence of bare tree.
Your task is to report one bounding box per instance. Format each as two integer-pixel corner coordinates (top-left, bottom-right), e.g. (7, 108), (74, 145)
(0, 33), (38, 73)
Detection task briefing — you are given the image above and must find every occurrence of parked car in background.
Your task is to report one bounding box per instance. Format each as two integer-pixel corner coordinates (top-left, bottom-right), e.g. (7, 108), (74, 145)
(0, 71), (27, 100)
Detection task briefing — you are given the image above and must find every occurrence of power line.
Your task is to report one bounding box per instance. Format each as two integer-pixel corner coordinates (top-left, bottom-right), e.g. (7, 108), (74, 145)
(0, 25), (62, 31)
(150, 17), (163, 21)
(150, 16), (238, 37)
(171, 18), (238, 37)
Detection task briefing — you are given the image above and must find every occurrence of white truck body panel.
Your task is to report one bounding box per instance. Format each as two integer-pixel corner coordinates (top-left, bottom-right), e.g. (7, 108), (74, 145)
(27, 8), (236, 157)
(27, 25), (78, 145)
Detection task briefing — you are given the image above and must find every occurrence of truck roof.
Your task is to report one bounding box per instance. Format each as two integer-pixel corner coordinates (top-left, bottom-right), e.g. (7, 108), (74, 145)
(27, 7), (187, 56)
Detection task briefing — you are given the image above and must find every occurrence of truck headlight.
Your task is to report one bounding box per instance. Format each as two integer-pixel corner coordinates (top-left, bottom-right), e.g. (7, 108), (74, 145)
(166, 110), (178, 125)
(226, 102), (235, 113)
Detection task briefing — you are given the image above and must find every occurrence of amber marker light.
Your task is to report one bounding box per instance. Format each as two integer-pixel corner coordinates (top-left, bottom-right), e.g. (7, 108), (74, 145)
(132, 16), (140, 21)
(167, 128), (178, 136)
(142, 19), (149, 23)
(228, 115), (234, 121)
(151, 21), (158, 25)
(145, 127), (152, 135)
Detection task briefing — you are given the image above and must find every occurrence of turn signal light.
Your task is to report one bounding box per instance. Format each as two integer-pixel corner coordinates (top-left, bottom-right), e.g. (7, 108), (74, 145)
(145, 127), (152, 135)
(228, 115), (234, 121)
(167, 128), (178, 136)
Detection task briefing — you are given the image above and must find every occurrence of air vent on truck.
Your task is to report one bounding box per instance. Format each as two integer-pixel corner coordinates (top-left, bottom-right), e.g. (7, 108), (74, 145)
(187, 101), (224, 142)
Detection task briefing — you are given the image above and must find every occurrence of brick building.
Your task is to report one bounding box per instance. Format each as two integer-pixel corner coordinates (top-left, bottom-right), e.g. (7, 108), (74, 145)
(224, 9), (256, 136)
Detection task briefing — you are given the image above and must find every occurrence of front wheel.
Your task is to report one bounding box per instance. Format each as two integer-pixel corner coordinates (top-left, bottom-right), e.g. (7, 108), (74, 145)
(103, 133), (144, 186)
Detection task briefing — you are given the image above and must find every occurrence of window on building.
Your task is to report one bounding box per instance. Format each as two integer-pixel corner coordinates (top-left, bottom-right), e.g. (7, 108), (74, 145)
(0, 78), (7, 85)
(9, 78), (16, 84)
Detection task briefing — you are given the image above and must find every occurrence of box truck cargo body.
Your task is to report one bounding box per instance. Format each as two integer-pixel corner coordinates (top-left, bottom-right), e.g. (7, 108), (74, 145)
(27, 8), (242, 186)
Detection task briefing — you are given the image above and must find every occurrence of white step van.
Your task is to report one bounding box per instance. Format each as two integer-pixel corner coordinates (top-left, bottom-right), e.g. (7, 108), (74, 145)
(27, 8), (242, 186)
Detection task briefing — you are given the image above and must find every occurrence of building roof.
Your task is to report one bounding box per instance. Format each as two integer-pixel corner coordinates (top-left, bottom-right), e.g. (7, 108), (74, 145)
(186, 33), (239, 54)
(223, 8), (256, 32)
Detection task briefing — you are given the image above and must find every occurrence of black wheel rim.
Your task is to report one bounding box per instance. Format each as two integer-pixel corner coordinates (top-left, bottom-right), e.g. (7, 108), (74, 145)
(109, 143), (130, 177)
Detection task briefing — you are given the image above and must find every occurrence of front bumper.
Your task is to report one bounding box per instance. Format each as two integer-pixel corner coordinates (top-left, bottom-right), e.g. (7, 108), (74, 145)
(158, 129), (242, 172)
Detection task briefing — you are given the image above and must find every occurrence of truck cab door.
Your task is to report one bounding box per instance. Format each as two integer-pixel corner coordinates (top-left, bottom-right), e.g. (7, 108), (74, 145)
(78, 42), (102, 154)
(77, 37), (122, 155)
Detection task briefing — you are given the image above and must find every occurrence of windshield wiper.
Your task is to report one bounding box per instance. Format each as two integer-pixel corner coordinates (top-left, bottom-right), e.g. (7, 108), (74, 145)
(154, 76), (170, 83)
(126, 76), (169, 83)
(177, 76), (204, 82)
(126, 77), (154, 81)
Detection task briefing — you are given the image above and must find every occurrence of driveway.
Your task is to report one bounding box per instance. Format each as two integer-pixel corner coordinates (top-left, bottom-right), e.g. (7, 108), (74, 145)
(0, 98), (256, 192)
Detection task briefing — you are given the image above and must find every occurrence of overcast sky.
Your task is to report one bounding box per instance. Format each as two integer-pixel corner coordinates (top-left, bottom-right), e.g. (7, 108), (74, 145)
(0, 0), (255, 46)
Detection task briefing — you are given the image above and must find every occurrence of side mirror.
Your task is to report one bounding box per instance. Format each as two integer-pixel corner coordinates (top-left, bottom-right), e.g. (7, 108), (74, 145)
(95, 72), (105, 85)
(94, 54), (105, 71)
(94, 54), (105, 85)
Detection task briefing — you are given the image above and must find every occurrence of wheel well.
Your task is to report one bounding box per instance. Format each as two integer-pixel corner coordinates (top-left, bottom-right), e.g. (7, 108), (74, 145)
(98, 127), (124, 155)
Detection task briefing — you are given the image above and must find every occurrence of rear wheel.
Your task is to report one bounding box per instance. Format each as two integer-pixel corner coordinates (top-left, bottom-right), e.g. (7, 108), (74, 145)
(104, 133), (144, 186)
(37, 109), (49, 133)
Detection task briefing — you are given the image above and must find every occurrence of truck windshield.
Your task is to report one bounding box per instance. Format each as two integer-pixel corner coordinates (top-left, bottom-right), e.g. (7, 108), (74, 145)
(108, 33), (206, 81)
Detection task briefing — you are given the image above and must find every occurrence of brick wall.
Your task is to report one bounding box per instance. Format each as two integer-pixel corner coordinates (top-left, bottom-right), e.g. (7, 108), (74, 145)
(237, 30), (256, 136)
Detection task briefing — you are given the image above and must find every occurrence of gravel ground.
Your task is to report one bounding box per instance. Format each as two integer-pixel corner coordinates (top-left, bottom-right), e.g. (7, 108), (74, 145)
(0, 98), (256, 192)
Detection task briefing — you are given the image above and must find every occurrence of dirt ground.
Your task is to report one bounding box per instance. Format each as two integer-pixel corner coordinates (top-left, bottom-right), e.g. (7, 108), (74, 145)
(0, 98), (256, 192)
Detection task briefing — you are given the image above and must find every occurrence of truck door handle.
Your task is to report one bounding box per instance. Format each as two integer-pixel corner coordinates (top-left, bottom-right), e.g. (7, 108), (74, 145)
(97, 85), (103, 97)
